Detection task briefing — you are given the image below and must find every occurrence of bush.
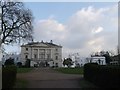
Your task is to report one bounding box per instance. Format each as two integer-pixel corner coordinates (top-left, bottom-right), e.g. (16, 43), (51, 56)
(4, 58), (14, 66)
(2, 65), (17, 89)
(17, 62), (22, 68)
(84, 63), (120, 88)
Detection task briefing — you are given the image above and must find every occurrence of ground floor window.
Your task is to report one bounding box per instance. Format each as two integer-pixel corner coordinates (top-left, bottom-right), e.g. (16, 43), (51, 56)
(55, 63), (58, 67)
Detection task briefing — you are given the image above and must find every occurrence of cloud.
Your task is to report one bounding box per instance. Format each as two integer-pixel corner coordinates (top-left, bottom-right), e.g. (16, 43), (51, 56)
(34, 18), (67, 43)
(92, 27), (103, 34)
(34, 5), (118, 57)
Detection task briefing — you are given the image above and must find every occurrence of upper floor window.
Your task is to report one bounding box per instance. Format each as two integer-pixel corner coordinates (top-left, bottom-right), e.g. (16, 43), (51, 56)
(56, 49), (58, 51)
(26, 48), (28, 51)
(47, 54), (50, 59)
(34, 54), (37, 59)
(34, 49), (38, 54)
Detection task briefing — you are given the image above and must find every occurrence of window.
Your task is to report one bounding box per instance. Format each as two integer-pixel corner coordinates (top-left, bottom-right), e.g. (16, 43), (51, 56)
(55, 63), (58, 67)
(26, 48), (28, 51)
(34, 54), (37, 59)
(25, 55), (28, 59)
(56, 49), (58, 51)
(34, 49), (38, 54)
(47, 54), (50, 59)
(56, 56), (58, 60)
(40, 54), (45, 59)
(39, 49), (45, 59)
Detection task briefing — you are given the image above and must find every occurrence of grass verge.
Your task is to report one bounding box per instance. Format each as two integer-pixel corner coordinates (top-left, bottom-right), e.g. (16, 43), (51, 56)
(17, 68), (33, 73)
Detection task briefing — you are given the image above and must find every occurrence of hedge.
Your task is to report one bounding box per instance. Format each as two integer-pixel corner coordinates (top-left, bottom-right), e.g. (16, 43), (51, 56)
(2, 65), (17, 89)
(84, 63), (120, 88)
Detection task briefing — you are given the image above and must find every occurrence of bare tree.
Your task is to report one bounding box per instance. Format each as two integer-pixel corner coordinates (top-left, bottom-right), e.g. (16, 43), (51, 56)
(117, 45), (120, 65)
(0, 0), (33, 46)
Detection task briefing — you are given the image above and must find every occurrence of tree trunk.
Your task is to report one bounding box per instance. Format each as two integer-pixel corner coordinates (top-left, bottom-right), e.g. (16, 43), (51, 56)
(0, 40), (2, 90)
(0, 40), (2, 62)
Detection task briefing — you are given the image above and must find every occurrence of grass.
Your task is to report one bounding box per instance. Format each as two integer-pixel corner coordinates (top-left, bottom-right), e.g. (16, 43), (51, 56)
(14, 79), (28, 88)
(54, 67), (84, 75)
(14, 68), (33, 88)
(17, 68), (33, 73)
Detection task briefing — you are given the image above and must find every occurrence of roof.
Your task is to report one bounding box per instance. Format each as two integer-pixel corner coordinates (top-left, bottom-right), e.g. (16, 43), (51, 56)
(21, 41), (62, 48)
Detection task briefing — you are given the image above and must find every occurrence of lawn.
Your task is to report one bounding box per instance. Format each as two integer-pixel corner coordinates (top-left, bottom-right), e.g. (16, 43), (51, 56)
(55, 67), (84, 75)
(14, 68), (33, 88)
(17, 68), (33, 73)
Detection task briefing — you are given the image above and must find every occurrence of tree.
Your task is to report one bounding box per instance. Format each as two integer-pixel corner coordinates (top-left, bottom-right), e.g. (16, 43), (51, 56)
(0, 1), (33, 45)
(0, 0), (33, 63)
(96, 51), (112, 65)
(63, 58), (73, 68)
(102, 51), (112, 65)
(4, 57), (14, 66)
(17, 62), (22, 67)
(117, 46), (120, 65)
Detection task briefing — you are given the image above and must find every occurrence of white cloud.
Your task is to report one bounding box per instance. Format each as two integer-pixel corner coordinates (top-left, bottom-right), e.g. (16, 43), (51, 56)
(34, 18), (67, 43)
(34, 4), (118, 58)
(92, 26), (103, 34)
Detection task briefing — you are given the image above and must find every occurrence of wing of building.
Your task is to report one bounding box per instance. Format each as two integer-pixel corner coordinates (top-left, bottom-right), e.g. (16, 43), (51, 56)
(20, 40), (62, 67)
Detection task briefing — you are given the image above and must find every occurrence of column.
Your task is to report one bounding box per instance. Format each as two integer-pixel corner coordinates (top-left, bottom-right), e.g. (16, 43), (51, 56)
(45, 49), (47, 60)
(38, 49), (39, 60)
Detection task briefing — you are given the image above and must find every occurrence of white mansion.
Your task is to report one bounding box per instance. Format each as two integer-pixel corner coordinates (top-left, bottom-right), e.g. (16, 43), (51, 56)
(20, 40), (62, 67)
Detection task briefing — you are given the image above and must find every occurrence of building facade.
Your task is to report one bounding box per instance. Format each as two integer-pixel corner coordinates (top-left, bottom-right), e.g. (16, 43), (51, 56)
(21, 40), (62, 67)
(110, 55), (119, 65)
(86, 56), (106, 65)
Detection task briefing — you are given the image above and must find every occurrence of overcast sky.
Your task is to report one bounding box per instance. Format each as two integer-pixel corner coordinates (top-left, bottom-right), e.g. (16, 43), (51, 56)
(4, 2), (118, 58)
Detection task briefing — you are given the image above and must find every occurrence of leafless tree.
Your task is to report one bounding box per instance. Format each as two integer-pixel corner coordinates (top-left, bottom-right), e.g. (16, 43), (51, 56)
(117, 45), (120, 65)
(0, 0), (33, 46)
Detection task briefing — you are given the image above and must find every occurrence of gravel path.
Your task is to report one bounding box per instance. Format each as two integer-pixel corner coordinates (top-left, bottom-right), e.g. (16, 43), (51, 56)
(17, 68), (96, 88)
(17, 68), (83, 88)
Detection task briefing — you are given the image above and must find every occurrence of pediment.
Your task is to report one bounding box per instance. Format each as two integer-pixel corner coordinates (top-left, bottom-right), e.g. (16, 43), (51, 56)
(33, 43), (48, 47)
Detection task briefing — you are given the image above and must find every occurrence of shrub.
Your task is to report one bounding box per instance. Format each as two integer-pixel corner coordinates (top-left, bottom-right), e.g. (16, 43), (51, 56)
(4, 58), (14, 66)
(17, 62), (22, 68)
(2, 65), (17, 89)
(84, 63), (120, 88)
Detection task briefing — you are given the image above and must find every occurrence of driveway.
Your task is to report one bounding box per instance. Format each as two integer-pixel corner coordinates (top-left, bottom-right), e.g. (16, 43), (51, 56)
(17, 68), (83, 88)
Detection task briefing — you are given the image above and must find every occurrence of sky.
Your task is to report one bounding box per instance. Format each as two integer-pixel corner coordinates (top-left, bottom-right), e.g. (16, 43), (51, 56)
(4, 1), (118, 58)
